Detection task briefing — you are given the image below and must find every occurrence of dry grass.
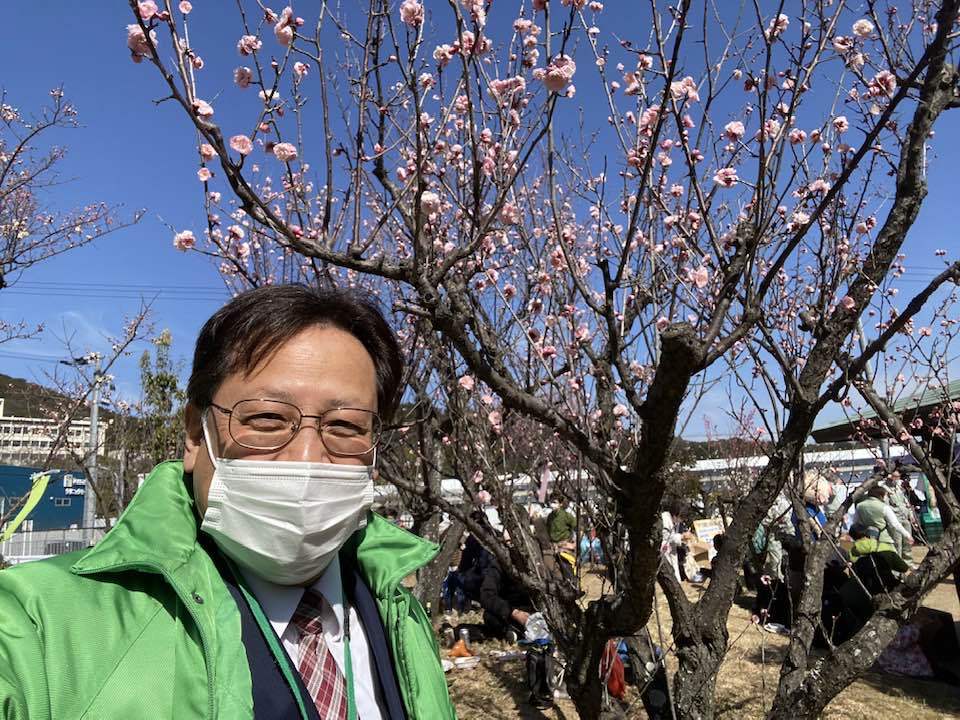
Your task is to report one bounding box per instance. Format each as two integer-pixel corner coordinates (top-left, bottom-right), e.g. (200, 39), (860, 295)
(443, 552), (960, 719)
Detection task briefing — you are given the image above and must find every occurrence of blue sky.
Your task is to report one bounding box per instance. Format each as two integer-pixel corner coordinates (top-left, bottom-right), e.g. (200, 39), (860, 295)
(1, 2), (958, 437)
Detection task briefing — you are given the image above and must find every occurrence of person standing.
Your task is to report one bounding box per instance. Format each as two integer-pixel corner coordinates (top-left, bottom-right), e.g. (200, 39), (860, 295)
(884, 470), (917, 563)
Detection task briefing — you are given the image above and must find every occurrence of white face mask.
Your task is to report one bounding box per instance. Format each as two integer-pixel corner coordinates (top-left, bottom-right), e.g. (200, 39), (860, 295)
(198, 415), (375, 585)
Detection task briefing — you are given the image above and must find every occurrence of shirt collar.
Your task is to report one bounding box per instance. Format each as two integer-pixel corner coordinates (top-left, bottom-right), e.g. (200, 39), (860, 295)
(240, 555), (345, 641)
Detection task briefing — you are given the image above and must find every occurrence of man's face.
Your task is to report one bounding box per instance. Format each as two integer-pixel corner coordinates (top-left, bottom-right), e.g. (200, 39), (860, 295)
(183, 325), (379, 517)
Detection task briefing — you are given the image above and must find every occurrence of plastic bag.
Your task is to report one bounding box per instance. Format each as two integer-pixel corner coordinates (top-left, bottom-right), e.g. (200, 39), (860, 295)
(524, 612), (550, 642)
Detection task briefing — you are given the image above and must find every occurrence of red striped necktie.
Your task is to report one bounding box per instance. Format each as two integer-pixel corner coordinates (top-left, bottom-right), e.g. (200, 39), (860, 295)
(291, 590), (348, 720)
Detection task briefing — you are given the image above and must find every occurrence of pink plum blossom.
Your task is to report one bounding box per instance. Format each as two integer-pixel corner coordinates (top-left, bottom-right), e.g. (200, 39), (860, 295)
(691, 265), (710, 288)
(272, 142), (298, 162)
(713, 167), (738, 187)
(869, 70), (897, 98)
(293, 62), (309, 77)
(433, 44), (454, 67)
(487, 410), (503, 433)
(499, 203), (521, 224)
(230, 135), (253, 155)
(138, 1), (158, 19)
(237, 35), (262, 56)
(669, 76), (700, 103)
(127, 24), (157, 62)
(420, 191), (441, 215)
(274, 7), (301, 47)
(757, 118), (780, 141)
(724, 120), (745, 141)
(458, 375), (476, 391)
(489, 76), (527, 105)
(833, 35), (853, 53)
(852, 19), (874, 38)
(788, 128), (807, 144)
(179, 1), (192, 13)
(275, 23), (294, 47)
(840, 295), (856, 311)
(655, 317), (670, 331)
(199, 144), (217, 160)
(399, 1), (424, 26)
(542, 54), (576, 93)
(234, 67), (253, 88)
(765, 13), (789, 40)
(173, 230), (195, 251)
(197, 167), (212, 182)
(192, 99), (214, 118)
(613, 403), (629, 417)
(833, 115), (849, 133)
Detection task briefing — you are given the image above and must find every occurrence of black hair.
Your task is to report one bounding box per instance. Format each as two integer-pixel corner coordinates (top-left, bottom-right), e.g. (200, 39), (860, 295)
(186, 284), (403, 421)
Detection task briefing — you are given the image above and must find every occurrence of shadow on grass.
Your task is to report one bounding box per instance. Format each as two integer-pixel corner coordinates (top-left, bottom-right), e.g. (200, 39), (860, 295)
(486, 661), (573, 720)
(744, 642), (789, 666)
(856, 668), (960, 716)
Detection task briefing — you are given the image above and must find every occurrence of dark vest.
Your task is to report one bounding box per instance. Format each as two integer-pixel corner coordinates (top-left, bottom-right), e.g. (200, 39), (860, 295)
(215, 548), (407, 720)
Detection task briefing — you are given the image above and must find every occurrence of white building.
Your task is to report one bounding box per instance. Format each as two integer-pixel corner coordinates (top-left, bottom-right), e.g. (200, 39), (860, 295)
(0, 398), (109, 462)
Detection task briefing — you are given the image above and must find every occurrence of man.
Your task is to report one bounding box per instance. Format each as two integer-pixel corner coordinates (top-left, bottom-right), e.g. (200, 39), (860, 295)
(883, 469), (917, 562)
(0, 285), (456, 719)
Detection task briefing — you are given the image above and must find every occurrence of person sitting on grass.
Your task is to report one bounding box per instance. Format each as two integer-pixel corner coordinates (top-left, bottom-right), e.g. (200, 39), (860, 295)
(848, 523), (909, 573)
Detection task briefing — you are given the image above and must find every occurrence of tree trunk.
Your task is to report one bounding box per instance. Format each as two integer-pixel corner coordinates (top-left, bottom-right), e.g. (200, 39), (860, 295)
(414, 519), (463, 619)
(671, 624), (726, 720)
(563, 628), (607, 719)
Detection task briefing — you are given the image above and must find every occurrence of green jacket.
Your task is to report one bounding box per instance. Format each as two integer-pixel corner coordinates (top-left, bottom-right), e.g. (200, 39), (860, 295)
(855, 497), (896, 545)
(849, 537), (909, 573)
(0, 461), (456, 719)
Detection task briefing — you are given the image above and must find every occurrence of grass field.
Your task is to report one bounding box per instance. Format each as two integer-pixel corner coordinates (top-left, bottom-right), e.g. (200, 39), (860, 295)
(443, 552), (960, 719)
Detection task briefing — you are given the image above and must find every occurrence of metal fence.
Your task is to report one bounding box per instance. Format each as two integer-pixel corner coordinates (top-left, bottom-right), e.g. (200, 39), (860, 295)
(0, 527), (106, 566)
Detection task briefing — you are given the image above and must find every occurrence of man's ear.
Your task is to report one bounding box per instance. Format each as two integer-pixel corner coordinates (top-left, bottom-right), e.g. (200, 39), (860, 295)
(183, 403), (204, 473)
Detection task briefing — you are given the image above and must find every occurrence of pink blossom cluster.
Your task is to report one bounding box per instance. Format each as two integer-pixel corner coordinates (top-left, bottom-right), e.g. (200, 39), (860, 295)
(538, 54), (576, 93)
(399, 1), (423, 27)
(173, 230), (196, 251)
(669, 76), (700, 103)
(764, 13), (789, 41)
(126, 24), (157, 63)
(274, 7), (304, 48)
(488, 75), (527, 106)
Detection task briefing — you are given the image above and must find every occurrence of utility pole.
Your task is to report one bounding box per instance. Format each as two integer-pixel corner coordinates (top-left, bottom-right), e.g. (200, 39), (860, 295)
(86, 354), (102, 538)
(61, 354), (103, 542)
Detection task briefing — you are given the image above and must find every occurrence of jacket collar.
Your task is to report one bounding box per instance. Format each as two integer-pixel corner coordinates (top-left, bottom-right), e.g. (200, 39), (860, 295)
(71, 461), (440, 590)
(71, 461), (200, 576)
(348, 513), (440, 598)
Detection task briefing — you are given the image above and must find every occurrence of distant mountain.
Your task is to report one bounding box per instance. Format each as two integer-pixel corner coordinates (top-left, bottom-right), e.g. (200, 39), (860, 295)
(0, 373), (117, 421)
(0, 373), (68, 418)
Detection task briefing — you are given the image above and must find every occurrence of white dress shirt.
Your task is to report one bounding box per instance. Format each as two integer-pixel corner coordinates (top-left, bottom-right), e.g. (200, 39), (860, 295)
(241, 555), (385, 719)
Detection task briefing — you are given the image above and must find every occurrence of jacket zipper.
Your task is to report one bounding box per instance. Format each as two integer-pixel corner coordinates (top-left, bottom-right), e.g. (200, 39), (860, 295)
(75, 561), (216, 719)
(392, 591), (412, 719)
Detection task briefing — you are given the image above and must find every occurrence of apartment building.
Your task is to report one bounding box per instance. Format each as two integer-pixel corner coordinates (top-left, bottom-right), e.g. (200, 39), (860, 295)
(0, 398), (109, 462)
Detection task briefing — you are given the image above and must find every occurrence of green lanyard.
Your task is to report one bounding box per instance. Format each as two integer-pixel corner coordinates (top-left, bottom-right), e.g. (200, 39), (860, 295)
(227, 557), (358, 720)
(342, 603), (358, 720)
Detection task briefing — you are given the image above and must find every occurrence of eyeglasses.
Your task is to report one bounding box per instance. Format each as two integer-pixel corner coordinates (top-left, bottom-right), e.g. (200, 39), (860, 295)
(207, 399), (382, 457)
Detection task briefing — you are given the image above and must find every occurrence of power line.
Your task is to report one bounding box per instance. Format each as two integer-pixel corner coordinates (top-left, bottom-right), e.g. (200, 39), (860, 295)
(0, 351), (63, 364)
